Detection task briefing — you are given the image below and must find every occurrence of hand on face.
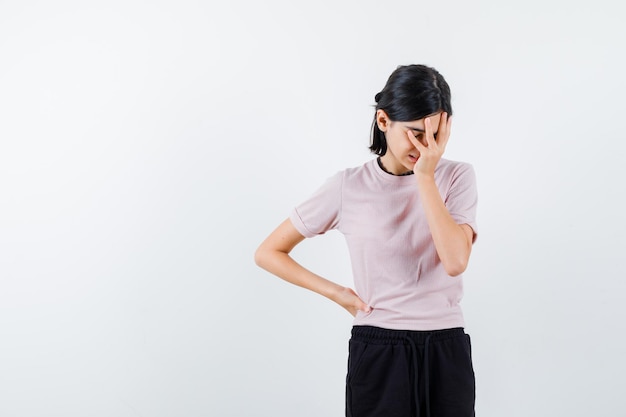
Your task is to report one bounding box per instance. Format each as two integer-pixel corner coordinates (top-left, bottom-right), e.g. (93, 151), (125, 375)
(407, 112), (452, 177)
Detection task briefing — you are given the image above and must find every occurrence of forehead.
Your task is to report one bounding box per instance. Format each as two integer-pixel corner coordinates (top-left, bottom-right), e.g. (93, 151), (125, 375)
(403, 113), (442, 132)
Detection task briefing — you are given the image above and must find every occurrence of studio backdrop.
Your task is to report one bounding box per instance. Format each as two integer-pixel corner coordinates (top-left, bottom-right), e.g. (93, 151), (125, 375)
(0, 1), (624, 416)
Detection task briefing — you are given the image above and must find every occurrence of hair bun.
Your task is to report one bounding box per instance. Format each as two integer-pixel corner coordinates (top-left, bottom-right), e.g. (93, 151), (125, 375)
(374, 92), (382, 103)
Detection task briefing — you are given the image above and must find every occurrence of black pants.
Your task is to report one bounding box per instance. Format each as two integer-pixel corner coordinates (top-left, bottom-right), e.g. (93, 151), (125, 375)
(346, 326), (475, 417)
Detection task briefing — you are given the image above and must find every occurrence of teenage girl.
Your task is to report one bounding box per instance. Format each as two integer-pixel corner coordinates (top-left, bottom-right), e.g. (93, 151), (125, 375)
(255, 64), (477, 417)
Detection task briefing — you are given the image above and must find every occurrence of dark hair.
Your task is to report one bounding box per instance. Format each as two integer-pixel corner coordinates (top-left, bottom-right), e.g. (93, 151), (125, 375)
(370, 64), (453, 155)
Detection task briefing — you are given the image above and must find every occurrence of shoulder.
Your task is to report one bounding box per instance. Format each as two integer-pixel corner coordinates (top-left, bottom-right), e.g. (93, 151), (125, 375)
(314, 159), (376, 188)
(342, 158), (376, 175)
(341, 158), (379, 183)
(436, 158), (476, 179)
(435, 158), (477, 195)
(305, 161), (368, 195)
(437, 157), (474, 172)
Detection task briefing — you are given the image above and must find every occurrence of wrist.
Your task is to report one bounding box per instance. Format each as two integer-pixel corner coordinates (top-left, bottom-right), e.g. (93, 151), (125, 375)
(415, 171), (435, 183)
(325, 282), (346, 302)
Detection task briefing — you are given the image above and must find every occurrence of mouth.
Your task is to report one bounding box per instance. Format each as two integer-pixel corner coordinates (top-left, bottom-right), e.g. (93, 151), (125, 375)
(408, 154), (418, 163)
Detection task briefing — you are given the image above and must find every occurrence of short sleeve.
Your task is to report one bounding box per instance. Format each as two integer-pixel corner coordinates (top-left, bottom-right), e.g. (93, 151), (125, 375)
(289, 171), (343, 238)
(444, 163), (478, 242)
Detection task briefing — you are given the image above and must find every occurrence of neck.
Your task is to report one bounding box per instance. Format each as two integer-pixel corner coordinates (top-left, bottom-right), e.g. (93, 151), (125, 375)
(378, 156), (413, 176)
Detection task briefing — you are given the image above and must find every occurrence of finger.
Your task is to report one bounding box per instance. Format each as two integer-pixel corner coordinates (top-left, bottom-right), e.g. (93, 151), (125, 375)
(407, 129), (426, 151)
(354, 296), (371, 313)
(437, 113), (452, 150)
(437, 112), (447, 138)
(360, 302), (372, 313)
(424, 117), (437, 148)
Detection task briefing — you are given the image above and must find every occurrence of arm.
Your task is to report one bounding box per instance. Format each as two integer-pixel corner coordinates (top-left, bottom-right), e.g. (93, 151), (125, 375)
(409, 114), (474, 276)
(254, 218), (371, 316)
(415, 176), (474, 276)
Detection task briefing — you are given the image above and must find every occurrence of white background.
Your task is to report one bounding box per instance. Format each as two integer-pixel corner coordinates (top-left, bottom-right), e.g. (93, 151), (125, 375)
(1, 1), (625, 416)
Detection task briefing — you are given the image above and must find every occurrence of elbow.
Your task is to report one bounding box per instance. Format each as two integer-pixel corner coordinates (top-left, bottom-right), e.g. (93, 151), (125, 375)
(442, 243), (472, 277)
(443, 258), (468, 277)
(254, 245), (279, 271)
(254, 246), (267, 269)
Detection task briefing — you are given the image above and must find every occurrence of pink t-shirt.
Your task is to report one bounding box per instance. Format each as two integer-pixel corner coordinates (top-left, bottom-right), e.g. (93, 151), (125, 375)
(289, 158), (478, 331)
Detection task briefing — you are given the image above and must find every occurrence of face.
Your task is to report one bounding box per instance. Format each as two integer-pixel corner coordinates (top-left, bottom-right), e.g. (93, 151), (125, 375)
(376, 110), (441, 175)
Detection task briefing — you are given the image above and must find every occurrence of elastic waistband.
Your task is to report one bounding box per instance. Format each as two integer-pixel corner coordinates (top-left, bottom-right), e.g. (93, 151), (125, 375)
(351, 325), (465, 345)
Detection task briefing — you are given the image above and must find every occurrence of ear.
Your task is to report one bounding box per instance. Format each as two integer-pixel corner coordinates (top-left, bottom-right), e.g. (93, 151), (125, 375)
(376, 109), (390, 132)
